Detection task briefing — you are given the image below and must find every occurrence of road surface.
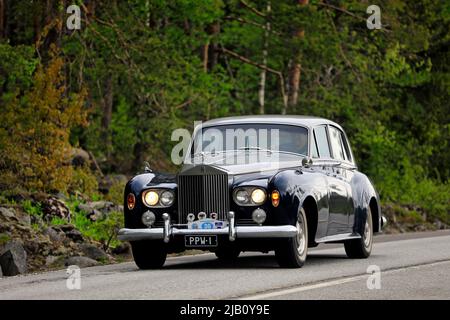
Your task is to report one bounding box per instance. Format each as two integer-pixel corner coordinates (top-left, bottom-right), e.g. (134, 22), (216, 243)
(1, 230), (450, 300)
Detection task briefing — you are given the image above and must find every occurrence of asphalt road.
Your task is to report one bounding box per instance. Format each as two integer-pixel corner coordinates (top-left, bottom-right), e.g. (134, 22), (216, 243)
(1, 230), (450, 300)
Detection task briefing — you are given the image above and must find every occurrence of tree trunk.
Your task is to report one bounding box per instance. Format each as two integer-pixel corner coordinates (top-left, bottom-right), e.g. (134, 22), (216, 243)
(207, 22), (220, 71)
(102, 76), (114, 157)
(0, 0), (4, 39)
(285, 0), (308, 111)
(202, 41), (209, 72)
(288, 61), (301, 107)
(258, 1), (271, 114)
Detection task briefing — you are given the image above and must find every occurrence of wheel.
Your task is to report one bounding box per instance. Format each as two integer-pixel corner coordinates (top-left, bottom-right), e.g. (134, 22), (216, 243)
(344, 207), (373, 258)
(131, 240), (167, 269)
(215, 246), (240, 261)
(275, 207), (308, 268)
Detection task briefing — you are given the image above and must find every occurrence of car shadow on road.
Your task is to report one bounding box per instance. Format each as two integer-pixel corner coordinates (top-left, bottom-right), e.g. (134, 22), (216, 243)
(163, 252), (349, 270)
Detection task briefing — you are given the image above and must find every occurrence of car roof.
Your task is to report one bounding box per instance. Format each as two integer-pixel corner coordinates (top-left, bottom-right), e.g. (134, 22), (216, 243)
(201, 115), (343, 131)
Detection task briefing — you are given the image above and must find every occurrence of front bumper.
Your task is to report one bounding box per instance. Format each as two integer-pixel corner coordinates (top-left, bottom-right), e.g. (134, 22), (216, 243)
(118, 211), (298, 243)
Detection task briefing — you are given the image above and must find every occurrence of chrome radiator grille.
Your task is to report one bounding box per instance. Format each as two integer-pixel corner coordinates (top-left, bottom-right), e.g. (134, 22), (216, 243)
(177, 172), (229, 224)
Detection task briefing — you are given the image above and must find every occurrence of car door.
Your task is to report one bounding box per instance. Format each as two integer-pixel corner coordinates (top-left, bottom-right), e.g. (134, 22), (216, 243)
(327, 125), (353, 234)
(312, 126), (347, 235)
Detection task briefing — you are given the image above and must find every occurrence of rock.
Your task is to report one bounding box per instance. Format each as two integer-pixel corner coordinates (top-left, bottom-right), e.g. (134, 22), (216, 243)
(71, 148), (90, 167)
(41, 196), (71, 222)
(55, 192), (69, 202)
(44, 227), (66, 243)
(30, 215), (45, 228)
(79, 244), (108, 261)
(45, 255), (60, 266)
(77, 203), (94, 214)
(14, 210), (31, 225)
(79, 201), (117, 221)
(0, 207), (15, 219)
(65, 256), (98, 268)
(57, 224), (76, 232)
(98, 174), (128, 194)
(87, 209), (104, 221)
(65, 229), (84, 243)
(111, 242), (130, 255)
(0, 240), (27, 276)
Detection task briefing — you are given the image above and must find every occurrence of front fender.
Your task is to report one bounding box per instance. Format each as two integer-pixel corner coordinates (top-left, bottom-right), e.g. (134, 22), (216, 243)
(268, 169), (328, 230)
(124, 172), (177, 228)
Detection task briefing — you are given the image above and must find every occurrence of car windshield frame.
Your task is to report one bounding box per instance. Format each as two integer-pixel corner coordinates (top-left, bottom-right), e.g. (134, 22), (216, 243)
(185, 123), (310, 164)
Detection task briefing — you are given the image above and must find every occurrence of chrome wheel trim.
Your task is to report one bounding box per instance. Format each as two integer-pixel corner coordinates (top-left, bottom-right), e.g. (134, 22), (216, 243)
(363, 215), (372, 248)
(296, 213), (307, 256)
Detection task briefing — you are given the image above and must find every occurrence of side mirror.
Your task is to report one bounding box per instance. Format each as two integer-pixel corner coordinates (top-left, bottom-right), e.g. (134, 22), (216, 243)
(301, 157), (313, 168)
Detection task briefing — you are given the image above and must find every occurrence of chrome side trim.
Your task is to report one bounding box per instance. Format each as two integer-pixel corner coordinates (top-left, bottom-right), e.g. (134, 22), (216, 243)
(315, 232), (361, 243)
(117, 225), (298, 242)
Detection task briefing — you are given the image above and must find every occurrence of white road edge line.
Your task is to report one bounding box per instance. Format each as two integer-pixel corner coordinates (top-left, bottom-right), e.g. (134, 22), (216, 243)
(237, 260), (450, 300)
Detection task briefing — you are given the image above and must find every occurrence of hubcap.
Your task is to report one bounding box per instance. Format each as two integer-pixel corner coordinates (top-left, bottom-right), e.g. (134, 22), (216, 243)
(296, 215), (307, 256)
(363, 219), (372, 248)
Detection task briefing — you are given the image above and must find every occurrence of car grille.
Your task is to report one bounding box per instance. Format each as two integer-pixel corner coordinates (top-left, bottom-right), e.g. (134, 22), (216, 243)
(177, 170), (229, 224)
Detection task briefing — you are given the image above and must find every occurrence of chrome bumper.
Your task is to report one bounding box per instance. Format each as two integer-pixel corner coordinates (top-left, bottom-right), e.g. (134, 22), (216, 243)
(118, 211), (298, 243)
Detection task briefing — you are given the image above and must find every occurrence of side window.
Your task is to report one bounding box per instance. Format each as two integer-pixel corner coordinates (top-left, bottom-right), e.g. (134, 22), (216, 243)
(340, 132), (352, 162)
(312, 133), (319, 158)
(314, 126), (331, 158)
(329, 126), (345, 160)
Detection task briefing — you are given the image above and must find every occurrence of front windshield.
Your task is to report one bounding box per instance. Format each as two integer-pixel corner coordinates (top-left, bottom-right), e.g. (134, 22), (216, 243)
(190, 123), (309, 159)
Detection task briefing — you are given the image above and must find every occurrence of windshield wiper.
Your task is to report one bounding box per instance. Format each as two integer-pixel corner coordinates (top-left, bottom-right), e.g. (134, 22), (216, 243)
(237, 146), (272, 154)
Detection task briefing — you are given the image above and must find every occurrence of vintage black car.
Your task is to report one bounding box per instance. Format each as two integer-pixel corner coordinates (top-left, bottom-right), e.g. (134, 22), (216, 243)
(118, 115), (386, 268)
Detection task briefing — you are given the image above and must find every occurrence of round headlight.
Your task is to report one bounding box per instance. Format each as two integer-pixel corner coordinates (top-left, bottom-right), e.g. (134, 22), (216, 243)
(160, 190), (174, 206)
(235, 189), (250, 204)
(251, 188), (266, 204)
(144, 191), (159, 206)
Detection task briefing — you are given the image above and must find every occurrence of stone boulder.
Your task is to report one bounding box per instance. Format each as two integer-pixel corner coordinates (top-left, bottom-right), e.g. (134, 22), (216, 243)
(71, 148), (90, 167)
(0, 207), (15, 219)
(41, 196), (71, 222)
(79, 243), (109, 261)
(111, 242), (130, 255)
(65, 256), (98, 268)
(78, 201), (120, 221)
(0, 240), (27, 276)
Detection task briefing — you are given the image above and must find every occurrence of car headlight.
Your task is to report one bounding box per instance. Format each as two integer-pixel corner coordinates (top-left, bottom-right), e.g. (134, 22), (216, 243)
(142, 189), (175, 207)
(160, 190), (174, 206)
(233, 187), (266, 206)
(143, 191), (159, 206)
(235, 189), (250, 204)
(251, 189), (266, 204)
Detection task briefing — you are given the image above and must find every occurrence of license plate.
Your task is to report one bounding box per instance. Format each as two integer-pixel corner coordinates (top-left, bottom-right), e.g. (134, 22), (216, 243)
(185, 235), (218, 248)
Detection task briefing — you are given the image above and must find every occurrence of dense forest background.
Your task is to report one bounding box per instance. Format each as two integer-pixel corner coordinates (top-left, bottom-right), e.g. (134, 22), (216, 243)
(0, 0), (448, 226)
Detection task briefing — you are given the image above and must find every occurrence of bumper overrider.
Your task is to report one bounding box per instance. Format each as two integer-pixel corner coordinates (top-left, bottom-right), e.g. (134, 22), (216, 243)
(118, 212), (298, 243)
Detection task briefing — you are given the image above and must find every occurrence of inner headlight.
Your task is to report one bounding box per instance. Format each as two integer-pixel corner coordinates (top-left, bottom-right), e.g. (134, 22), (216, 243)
(160, 190), (174, 206)
(143, 190), (159, 206)
(235, 190), (250, 204)
(251, 189), (266, 204)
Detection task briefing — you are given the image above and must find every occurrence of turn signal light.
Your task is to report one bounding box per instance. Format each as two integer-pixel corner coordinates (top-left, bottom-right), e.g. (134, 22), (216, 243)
(271, 190), (280, 207)
(127, 193), (136, 210)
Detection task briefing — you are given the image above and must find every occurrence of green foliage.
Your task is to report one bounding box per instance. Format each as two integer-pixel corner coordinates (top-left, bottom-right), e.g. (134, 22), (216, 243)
(22, 200), (43, 217)
(72, 210), (124, 251)
(0, 45), (88, 193)
(0, 0), (448, 227)
(68, 167), (99, 198)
